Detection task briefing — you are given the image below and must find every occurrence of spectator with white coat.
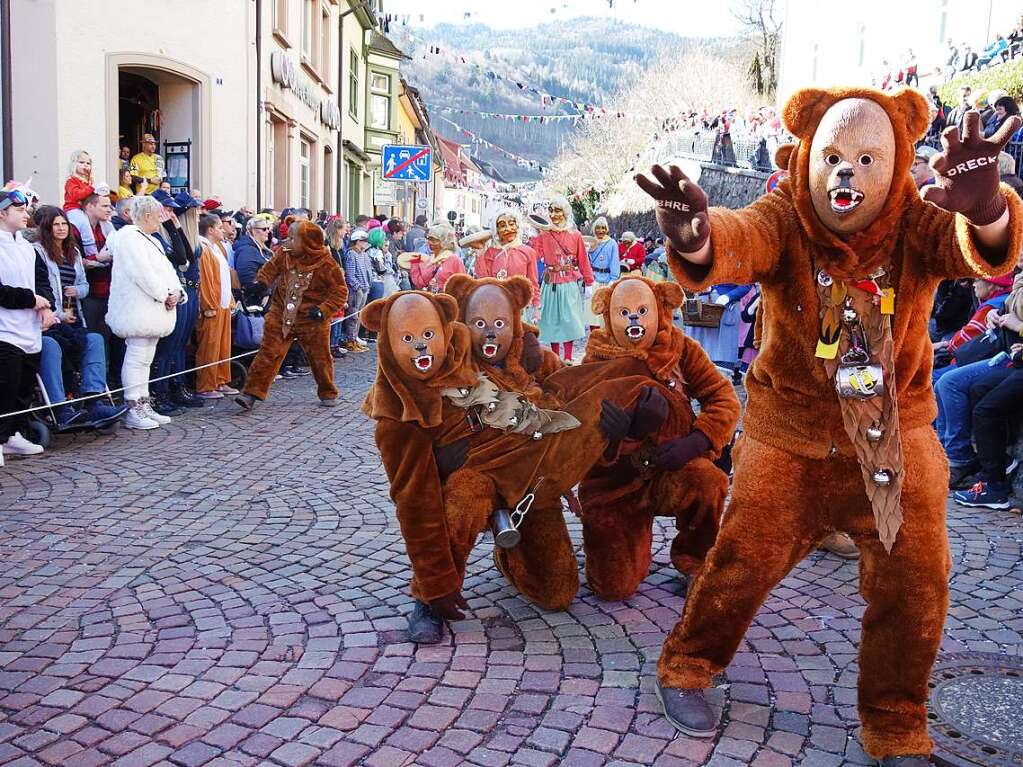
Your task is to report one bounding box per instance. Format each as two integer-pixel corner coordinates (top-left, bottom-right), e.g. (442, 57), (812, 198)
(105, 195), (187, 430)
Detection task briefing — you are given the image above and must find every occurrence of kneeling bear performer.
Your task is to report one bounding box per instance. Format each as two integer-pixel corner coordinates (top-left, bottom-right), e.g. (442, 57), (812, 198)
(576, 276), (739, 601)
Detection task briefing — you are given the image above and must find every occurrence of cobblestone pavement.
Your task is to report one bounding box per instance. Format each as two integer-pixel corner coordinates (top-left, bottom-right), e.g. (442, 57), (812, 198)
(1, 351), (1022, 767)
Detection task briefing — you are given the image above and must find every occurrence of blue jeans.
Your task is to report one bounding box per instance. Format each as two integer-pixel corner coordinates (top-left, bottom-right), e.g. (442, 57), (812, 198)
(152, 287), (199, 393)
(40, 333), (108, 410)
(934, 358), (1004, 464)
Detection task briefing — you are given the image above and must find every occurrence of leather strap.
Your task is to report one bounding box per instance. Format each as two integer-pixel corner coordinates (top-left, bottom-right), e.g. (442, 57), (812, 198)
(815, 264), (905, 551)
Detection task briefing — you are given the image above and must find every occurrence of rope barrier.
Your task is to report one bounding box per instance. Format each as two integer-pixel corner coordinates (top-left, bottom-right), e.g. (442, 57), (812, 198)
(0, 309), (364, 421)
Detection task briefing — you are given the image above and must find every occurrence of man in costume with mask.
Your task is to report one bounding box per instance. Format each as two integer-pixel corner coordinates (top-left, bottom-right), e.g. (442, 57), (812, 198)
(635, 87), (1023, 765)
(475, 208), (541, 322)
(576, 275), (739, 601)
(362, 290), (660, 643)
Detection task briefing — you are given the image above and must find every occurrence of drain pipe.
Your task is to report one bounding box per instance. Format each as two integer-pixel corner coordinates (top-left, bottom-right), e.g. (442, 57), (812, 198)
(255, 0), (263, 209)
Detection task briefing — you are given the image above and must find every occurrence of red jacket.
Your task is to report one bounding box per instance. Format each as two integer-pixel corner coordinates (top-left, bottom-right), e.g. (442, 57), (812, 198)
(618, 241), (645, 272)
(63, 177), (94, 212)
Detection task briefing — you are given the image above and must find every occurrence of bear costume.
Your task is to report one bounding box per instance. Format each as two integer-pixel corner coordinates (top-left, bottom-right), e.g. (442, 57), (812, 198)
(236, 221), (348, 408)
(636, 87), (1023, 763)
(575, 276), (739, 601)
(362, 291), (656, 642)
(444, 274), (583, 610)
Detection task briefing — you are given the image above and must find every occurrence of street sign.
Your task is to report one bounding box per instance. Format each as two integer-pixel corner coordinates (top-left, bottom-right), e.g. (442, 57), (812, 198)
(383, 144), (431, 182)
(374, 172), (399, 207)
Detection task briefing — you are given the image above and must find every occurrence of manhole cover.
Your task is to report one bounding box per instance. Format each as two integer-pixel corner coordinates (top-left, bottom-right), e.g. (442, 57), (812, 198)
(929, 652), (1023, 766)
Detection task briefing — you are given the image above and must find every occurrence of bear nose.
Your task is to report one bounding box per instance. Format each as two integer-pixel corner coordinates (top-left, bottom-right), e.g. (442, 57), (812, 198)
(415, 342), (427, 352)
(837, 167), (855, 179)
(628, 313), (639, 321)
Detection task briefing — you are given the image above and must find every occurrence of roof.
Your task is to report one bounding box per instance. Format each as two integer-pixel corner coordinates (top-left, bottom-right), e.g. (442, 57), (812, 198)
(473, 158), (510, 185)
(369, 31), (409, 60)
(437, 135), (466, 186)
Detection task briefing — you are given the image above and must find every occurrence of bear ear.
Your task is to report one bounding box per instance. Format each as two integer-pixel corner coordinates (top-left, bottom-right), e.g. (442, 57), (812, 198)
(655, 281), (685, 310)
(774, 143), (796, 172)
(444, 273), (476, 307)
(504, 276), (534, 312)
(782, 87), (837, 139)
(361, 298), (386, 332)
(892, 88), (931, 142)
(432, 293), (460, 326)
(591, 285), (613, 315)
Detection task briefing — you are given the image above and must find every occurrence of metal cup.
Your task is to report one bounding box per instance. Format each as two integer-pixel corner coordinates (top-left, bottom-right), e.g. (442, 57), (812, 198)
(490, 508), (520, 549)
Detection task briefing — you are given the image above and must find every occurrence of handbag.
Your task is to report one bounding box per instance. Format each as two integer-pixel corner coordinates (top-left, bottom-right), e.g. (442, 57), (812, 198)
(953, 329), (1004, 366)
(234, 312), (264, 350)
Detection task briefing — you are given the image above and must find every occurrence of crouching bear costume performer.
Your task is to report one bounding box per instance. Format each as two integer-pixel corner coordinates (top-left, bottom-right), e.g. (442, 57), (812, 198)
(577, 276), (740, 601)
(636, 87), (1023, 765)
(362, 290), (661, 644)
(236, 221), (347, 410)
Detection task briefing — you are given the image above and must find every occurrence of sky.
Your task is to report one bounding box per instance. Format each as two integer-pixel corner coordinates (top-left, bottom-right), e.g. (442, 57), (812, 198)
(381, 0), (743, 38)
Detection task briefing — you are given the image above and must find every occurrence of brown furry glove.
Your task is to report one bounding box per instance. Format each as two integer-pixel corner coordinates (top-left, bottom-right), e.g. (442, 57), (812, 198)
(923, 111), (1023, 225)
(429, 590), (469, 621)
(520, 330), (542, 373)
(634, 164), (710, 253)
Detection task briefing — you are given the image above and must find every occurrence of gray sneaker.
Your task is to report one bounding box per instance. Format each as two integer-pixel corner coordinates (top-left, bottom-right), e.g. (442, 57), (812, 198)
(407, 601), (444, 644)
(655, 681), (719, 737)
(877, 757), (932, 766)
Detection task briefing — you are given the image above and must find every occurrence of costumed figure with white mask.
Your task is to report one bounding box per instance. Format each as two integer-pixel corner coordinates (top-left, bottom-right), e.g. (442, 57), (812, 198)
(533, 196), (594, 362)
(583, 216), (620, 328)
(402, 223), (467, 293)
(475, 208), (541, 323)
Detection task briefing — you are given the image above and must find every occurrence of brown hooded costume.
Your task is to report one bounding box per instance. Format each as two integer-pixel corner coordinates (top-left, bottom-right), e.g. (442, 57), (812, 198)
(577, 276), (739, 601)
(444, 274), (582, 609)
(243, 221), (348, 402)
(362, 290), (654, 610)
(638, 87), (1023, 758)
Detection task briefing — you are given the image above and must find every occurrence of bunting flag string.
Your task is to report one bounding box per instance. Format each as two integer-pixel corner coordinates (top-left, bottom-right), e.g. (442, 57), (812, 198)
(433, 105), (649, 123)
(390, 27), (644, 118)
(434, 114), (547, 172)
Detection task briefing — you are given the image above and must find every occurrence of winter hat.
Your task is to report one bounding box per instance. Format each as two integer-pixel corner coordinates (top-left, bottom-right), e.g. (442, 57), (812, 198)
(366, 218), (383, 230)
(151, 189), (176, 208)
(621, 231), (637, 242)
(203, 198), (222, 211)
(350, 228), (369, 242)
(981, 273), (1014, 289)
(368, 228), (386, 248)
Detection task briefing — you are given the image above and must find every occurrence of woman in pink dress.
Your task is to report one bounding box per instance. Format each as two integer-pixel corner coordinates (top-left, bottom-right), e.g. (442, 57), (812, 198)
(476, 208), (541, 321)
(407, 223), (466, 293)
(533, 196), (593, 361)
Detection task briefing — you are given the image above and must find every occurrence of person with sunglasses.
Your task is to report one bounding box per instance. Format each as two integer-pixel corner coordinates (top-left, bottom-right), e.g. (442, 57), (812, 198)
(0, 189), (59, 464)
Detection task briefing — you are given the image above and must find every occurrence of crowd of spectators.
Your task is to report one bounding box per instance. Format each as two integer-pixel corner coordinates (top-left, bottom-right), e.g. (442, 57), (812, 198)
(0, 146), (438, 466)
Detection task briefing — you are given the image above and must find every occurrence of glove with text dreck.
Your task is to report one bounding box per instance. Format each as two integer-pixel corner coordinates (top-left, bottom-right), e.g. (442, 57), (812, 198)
(635, 164), (710, 254)
(922, 110), (1023, 225)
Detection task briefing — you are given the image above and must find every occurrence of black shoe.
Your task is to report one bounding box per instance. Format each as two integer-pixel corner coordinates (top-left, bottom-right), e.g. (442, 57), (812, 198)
(152, 395), (184, 417)
(877, 757), (933, 766)
(234, 393), (257, 412)
(169, 387), (205, 408)
(407, 601), (444, 644)
(655, 682), (719, 738)
(291, 365), (311, 377)
(949, 461), (981, 490)
(331, 346), (348, 359)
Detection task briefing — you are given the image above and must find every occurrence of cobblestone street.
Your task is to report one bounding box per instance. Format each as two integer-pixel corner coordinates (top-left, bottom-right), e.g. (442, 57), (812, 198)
(1, 352), (1022, 767)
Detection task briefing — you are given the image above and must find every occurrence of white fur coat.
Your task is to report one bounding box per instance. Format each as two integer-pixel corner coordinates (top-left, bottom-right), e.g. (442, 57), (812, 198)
(105, 226), (186, 339)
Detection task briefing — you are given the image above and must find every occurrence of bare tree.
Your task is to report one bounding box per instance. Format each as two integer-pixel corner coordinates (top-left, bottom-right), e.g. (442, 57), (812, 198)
(732, 0), (782, 97)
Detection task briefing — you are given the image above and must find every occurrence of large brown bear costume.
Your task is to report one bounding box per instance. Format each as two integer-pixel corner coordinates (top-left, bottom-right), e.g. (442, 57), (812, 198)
(240, 221), (348, 405)
(576, 276), (739, 601)
(362, 291), (654, 633)
(637, 87), (1023, 761)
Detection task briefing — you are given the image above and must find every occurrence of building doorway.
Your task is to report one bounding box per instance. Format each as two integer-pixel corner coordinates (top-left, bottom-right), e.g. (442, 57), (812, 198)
(116, 63), (202, 193)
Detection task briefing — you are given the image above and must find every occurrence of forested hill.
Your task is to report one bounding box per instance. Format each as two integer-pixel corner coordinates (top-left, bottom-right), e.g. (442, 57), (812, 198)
(390, 19), (732, 182)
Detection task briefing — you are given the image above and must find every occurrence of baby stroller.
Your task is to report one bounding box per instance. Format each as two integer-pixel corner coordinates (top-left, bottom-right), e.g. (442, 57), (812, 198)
(229, 289), (269, 390)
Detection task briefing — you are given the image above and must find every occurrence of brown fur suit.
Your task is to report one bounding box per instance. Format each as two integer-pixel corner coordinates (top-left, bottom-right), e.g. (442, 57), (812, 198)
(243, 221), (348, 402)
(362, 291), (654, 610)
(577, 277), (739, 601)
(643, 87), (1023, 758)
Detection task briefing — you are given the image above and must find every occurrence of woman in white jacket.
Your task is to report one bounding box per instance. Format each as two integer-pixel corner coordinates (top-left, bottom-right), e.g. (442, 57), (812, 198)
(106, 196), (186, 430)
